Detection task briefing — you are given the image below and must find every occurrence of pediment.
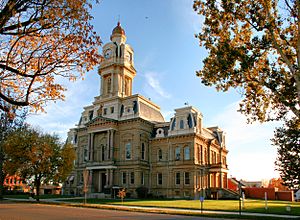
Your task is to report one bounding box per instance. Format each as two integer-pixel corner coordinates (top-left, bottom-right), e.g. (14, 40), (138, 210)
(86, 116), (117, 127)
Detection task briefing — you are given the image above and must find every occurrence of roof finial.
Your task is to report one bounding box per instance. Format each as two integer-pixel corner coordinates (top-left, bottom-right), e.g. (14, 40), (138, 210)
(117, 14), (120, 26)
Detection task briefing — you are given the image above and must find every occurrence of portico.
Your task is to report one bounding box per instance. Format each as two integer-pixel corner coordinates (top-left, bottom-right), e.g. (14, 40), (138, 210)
(86, 165), (117, 193)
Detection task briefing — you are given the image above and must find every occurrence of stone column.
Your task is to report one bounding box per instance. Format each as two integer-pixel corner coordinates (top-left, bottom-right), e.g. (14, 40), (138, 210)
(87, 134), (91, 161)
(122, 74), (125, 96)
(109, 169), (113, 186)
(111, 73), (114, 94)
(90, 133), (94, 161)
(106, 130), (110, 160)
(110, 130), (114, 160)
(101, 76), (104, 95)
(106, 169), (109, 187)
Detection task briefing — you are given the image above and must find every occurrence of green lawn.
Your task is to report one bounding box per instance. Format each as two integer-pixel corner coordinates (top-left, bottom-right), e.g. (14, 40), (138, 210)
(62, 198), (300, 216)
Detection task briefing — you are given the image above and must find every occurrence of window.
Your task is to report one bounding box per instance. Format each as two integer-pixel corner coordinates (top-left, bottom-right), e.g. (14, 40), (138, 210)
(88, 110), (93, 121)
(107, 77), (111, 93)
(125, 143), (131, 160)
(141, 143), (145, 160)
(158, 149), (162, 161)
(184, 172), (190, 185)
(211, 151), (217, 164)
(110, 106), (114, 114)
(200, 145), (203, 164)
(222, 156), (226, 165)
(175, 147), (181, 161)
(130, 172), (135, 184)
(122, 172), (127, 184)
(184, 147), (190, 160)
(180, 119), (184, 129)
(103, 108), (107, 115)
(84, 147), (88, 161)
(171, 118), (176, 130)
(157, 173), (162, 185)
(101, 145), (105, 161)
(141, 172), (144, 185)
(175, 172), (180, 185)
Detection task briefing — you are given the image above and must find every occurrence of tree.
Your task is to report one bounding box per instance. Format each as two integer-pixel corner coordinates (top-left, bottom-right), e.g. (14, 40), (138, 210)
(3, 126), (75, 201)
(0, 0), (101, 114)
(193, 0), (299, 122)
(268, 177), (290, 190)
(0, 110), (26, 199)
(272, 118), (300, 189)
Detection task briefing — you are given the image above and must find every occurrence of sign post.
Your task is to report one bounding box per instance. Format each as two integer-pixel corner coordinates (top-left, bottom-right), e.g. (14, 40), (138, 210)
(200, 196), (204, 213)
(265, 192), (268, 212)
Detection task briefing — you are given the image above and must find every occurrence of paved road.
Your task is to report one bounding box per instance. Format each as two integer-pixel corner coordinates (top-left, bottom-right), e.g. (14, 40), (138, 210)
(0, 202), (232, 220)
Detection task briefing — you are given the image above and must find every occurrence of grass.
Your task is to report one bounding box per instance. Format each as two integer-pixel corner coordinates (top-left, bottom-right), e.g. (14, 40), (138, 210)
(4, 194), (30, 199)
(60, 198), (300, 216)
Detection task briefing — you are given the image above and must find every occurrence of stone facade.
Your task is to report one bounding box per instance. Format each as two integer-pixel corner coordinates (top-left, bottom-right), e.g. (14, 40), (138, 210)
(63, 23), (229, 199)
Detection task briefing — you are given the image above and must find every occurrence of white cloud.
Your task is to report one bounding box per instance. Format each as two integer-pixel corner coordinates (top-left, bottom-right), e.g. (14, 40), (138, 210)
(26, 71), (99, 140)
(210, 101), (281, 147)
(209, 101), (282, 180)
(143, 71), (171, 99)
(161, 110), (174, 121)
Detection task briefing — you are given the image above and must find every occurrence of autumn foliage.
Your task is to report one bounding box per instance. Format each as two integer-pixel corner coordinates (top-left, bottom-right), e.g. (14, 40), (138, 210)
(0, 0), (101, 113)
(193, 0), (300, 122)
(3, 125), (75, 201)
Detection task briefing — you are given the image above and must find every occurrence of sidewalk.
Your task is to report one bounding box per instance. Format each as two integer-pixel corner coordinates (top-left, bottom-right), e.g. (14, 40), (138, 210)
(4, 197), (300, 219)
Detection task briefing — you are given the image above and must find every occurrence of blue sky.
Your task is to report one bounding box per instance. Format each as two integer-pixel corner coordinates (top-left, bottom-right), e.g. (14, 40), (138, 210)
(27, 0), (281, 181)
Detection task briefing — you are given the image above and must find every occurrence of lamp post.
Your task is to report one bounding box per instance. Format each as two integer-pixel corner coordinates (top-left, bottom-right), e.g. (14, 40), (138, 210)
(238, 183), (242, 215)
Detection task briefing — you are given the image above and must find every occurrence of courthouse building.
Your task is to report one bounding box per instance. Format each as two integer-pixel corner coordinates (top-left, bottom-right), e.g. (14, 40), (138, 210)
(63, 23), (230, 199)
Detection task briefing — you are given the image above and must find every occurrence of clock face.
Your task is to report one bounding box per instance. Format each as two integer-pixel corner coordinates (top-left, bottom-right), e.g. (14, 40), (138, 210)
(104, 49), (112, 59)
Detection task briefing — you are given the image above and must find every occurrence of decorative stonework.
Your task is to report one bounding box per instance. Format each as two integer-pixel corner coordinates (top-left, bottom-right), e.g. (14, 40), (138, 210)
(63, 23), (230, 199)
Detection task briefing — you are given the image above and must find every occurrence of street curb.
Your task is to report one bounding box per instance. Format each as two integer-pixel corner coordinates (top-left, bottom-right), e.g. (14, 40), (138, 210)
(4, 198), (300, 219)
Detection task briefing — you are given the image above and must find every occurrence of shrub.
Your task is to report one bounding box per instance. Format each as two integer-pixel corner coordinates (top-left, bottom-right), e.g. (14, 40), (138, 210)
(136, 186), (148, 199)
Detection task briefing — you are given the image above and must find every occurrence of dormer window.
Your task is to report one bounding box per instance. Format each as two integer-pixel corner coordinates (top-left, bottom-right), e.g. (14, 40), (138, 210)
(88, 110), (93, 121)
(180, 119), (184, 129)
(171, 118), (176, 130)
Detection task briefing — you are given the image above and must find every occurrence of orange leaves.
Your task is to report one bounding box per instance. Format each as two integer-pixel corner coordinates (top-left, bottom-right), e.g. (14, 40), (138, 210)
(193, 0), (300, 122)
(0, 0), (101, 114)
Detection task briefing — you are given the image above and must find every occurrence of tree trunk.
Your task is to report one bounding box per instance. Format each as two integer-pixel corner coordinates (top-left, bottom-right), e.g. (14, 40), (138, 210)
(0, 146), (4, 200)
(35, 175), (40, 202)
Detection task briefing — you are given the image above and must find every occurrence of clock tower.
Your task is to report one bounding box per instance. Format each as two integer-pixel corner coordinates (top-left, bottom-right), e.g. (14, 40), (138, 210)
(98, 22), (136, 99)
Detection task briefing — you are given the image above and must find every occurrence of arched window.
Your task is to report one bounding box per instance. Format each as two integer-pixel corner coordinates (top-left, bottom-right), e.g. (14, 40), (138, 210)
(125, 143), (131, 160)
(101, 145), (105, 161)
(175, 147), (181, 161)
(158, 149), (162, 161)
(141, 143), (145, 160)
(180, 119), (184, 129)
(184, 147), (190, 160)
(107, 77), (111, 93)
